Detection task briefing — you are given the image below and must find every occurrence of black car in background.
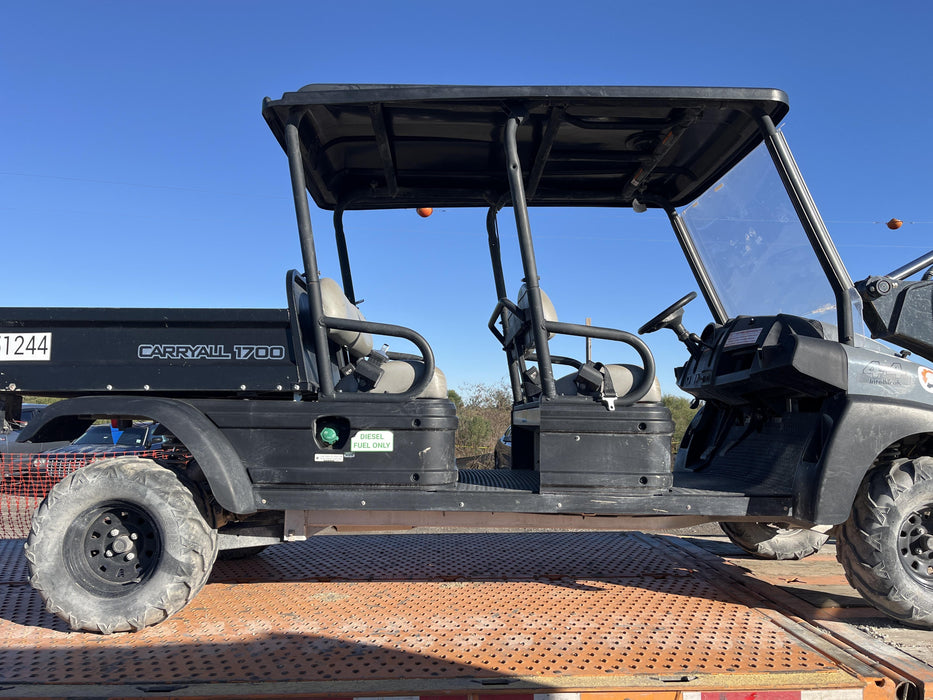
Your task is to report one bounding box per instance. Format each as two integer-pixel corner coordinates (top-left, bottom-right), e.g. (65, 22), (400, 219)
(493, 426), (511, 469)
(34, 422), (178, 479)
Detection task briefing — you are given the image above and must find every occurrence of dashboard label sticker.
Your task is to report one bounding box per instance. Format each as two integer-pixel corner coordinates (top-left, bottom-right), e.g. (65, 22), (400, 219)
(723, 328), (762, 349)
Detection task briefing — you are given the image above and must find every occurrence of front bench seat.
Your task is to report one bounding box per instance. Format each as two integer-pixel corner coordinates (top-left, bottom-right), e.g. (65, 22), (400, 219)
(554, 363), (662, 403)
(512, 284), (661, 404)
(321, 277), (448, 399)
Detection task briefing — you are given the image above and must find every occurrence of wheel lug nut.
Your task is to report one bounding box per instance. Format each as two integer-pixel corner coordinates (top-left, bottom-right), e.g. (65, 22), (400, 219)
(130, 533), (138, 541)
(104, 550), (113, 558)
(126, 552), (136, 561)
(109, 529), (120, 537)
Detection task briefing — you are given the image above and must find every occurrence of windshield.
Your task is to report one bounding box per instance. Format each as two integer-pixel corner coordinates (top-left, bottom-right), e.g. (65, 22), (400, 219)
(72, 424), (150, 446)
(680, 140), (837, 324)
(73, 425), (114, 445)
(116, 426), (149, 446)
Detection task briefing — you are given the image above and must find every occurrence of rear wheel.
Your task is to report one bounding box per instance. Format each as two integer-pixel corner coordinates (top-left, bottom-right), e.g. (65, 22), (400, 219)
(25, 456), (218, 633)
(720, 521), (828, 560)
(837, 457), (933, 628)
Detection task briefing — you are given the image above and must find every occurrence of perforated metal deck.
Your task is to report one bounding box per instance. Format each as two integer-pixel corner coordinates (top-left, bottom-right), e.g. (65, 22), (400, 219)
(0, 531), (894, 698)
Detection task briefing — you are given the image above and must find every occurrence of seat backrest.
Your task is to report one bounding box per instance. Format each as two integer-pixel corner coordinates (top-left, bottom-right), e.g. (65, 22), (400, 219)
(517, 284), (558, 323)
(506, 284), (558, 352)
(320, 277), (373, 358)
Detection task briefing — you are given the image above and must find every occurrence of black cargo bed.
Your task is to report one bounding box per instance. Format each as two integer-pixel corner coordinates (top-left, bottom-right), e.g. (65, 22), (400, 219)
(0, 307), (302, 396)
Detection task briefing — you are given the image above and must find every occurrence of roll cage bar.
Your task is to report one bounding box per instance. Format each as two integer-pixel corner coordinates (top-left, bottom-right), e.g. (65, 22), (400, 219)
(267, 86), (858, 402)
(284, 119), (435, 401)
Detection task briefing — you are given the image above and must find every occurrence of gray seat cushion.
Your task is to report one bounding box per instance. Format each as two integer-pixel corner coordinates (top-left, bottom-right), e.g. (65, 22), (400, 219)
(555, 363), (662, 403)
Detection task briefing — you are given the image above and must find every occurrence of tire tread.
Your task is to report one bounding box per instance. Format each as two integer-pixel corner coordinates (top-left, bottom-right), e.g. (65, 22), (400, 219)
(836, 458), (933, 628)
(25, 456), (217, 633)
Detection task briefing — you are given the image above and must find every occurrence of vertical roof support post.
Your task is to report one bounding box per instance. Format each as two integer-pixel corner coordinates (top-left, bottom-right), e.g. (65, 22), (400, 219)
(757, 113), (855, 345)
(285, 115), (336, 397)
(486, 206), (510, 303)
(486, 206), (524, 404)
(333, 208), (357, 305)
(504, 115), (557, 399)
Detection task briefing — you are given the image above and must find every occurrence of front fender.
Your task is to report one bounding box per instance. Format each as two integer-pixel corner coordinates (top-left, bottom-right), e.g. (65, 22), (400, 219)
(22, 396), (256, 514)
(800, 395), (933, 524)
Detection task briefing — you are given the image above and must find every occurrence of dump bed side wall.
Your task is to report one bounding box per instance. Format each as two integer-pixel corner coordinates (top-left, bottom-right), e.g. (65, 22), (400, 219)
(0, 307), (305, 395)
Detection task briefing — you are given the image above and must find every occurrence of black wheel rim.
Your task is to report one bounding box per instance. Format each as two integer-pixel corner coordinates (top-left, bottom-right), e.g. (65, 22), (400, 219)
(64, 503), (162, 597)
(898, 506), (933, 588)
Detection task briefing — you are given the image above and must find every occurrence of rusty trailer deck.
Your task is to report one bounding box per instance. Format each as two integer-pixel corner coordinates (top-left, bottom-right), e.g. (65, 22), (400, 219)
(0, 530), (919, 699)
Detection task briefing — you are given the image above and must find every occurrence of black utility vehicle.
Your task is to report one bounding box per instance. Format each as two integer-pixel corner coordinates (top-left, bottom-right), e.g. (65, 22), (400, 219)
(5, 85), (933, 632)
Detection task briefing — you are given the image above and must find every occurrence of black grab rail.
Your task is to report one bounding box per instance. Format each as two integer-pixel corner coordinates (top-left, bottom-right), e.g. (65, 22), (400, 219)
(323, 316), (437, 402)
(488, 298), (656, 405)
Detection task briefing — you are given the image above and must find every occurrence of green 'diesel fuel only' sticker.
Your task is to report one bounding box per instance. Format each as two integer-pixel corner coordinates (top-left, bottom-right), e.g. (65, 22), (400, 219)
(350, 430), (394, 452)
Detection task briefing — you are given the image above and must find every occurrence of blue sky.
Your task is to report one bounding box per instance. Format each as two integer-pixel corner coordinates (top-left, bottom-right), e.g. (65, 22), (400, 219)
(2, 2), (932, 395)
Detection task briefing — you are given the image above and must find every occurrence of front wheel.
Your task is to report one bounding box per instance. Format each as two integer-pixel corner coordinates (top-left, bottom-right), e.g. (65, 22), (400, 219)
(25, 456), (218, 633)
(720, 521), (828, 560)
(837, 457), (933, 628)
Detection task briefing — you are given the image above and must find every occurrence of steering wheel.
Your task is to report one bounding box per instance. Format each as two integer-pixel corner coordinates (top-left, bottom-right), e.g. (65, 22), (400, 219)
(638, 291), (697, 335)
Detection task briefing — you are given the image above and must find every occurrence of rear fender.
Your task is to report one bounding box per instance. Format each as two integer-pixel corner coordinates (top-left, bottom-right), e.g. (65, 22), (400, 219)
(21, 396), (256, 514)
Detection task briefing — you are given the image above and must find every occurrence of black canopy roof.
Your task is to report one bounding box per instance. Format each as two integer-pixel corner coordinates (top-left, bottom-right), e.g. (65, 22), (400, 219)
(262, 84), (789, 211)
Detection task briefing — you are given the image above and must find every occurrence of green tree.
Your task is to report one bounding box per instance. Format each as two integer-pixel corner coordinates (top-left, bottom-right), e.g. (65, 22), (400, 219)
(451, 382), (512, 465)
(662, 394), (698, 452)
(449, 385), (698, 466)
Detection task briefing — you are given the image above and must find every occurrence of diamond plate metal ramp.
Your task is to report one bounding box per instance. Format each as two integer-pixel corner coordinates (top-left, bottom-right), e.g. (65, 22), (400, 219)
(0, 531), (901, 698)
